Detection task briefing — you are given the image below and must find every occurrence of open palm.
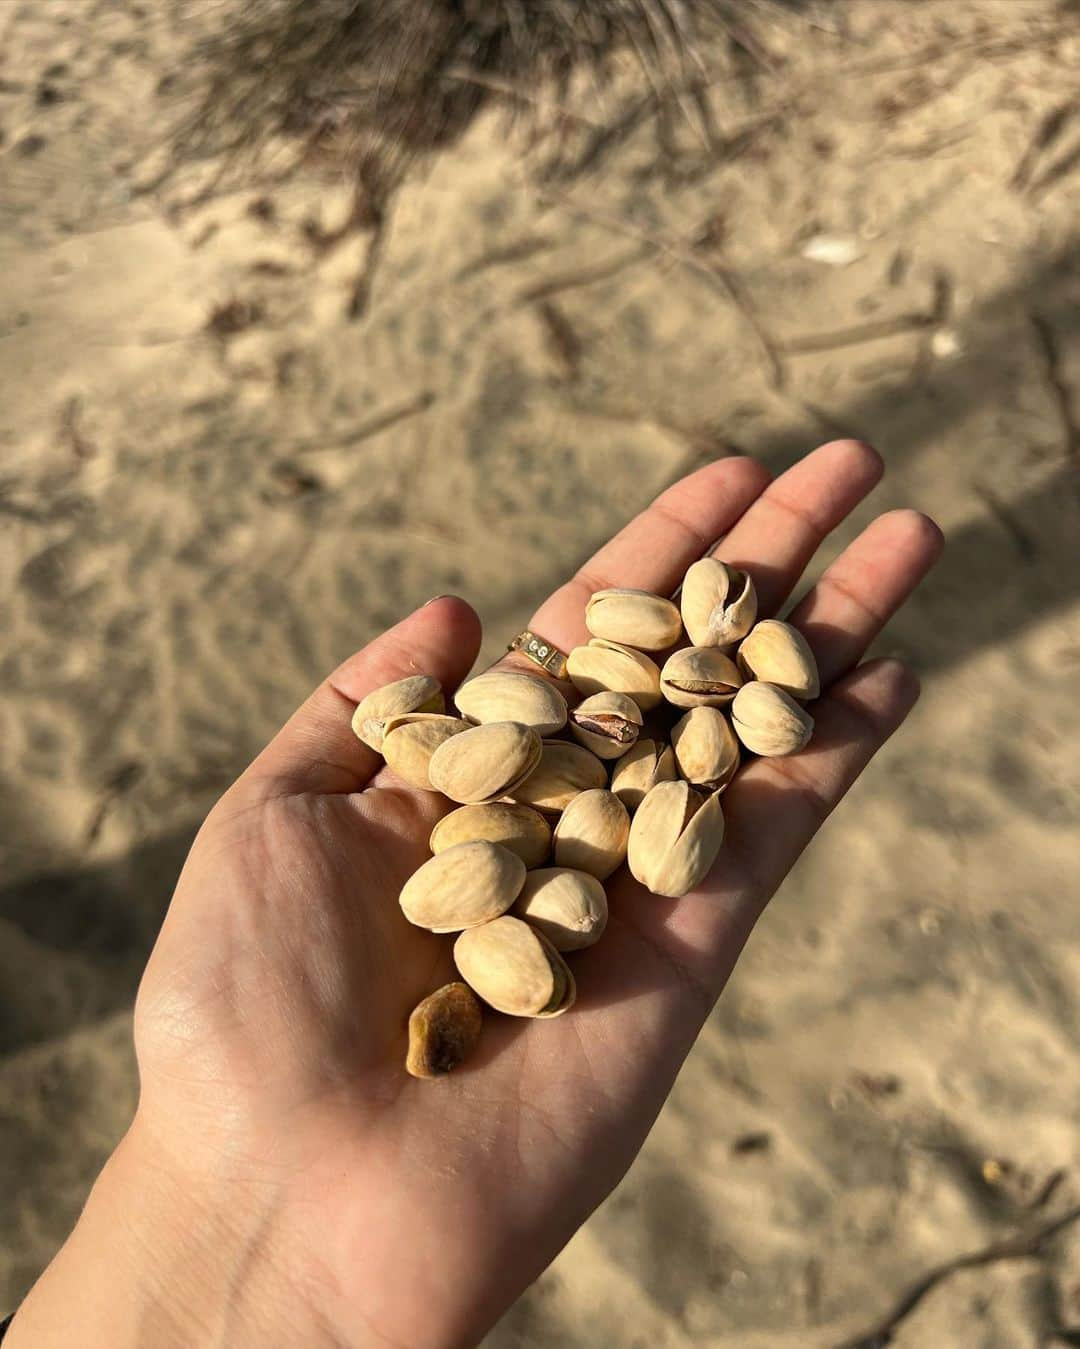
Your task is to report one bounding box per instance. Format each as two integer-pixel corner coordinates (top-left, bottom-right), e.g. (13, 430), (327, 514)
(125, 441), (942, 1348)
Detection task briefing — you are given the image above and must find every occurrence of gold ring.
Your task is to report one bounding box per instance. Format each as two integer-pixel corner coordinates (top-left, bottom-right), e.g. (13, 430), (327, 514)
(507, 630), (569, 680)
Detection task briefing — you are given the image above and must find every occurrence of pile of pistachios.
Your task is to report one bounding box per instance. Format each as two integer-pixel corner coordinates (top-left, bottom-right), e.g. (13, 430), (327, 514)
(351, 559), (819, 1078)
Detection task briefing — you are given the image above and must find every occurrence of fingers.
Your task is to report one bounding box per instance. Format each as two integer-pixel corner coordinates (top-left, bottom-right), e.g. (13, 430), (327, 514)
(242, 596), (483, 797)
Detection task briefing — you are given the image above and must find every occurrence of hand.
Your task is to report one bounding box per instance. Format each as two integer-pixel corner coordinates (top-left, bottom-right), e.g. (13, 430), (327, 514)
(9, 441), (942, 1349)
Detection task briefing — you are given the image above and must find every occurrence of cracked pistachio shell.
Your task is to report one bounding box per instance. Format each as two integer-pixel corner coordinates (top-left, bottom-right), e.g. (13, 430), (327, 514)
(680, 558), (757, 648)
(400, 841), (526, 932)
(512, 740), (608, 814)
(585, 588), (683, 651)
(569, 691), (643, 760)
(660, 646), (743, 709)
(428, 721), (542, 804)
(454, 915), (576, 1017)
(552, 788), (630, 881)
(671, 706), (740, 792)
(351, 675), (444, 751)
(736, 620), (820, 702)
(430, 803), (552, 869)
(731, 681), (814, 757)
(406, 982), (483, 1079)
(566, 639), (662, 712)
(454, 671), (568, 735)
(513, 867), (609, 951)
(382, 714), (471, 789)
(611, 738), (677, 812)
(627, 779), (726, 898)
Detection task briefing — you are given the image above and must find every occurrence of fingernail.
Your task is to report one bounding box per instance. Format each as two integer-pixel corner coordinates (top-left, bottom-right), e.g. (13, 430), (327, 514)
(423, 594), (452, 607)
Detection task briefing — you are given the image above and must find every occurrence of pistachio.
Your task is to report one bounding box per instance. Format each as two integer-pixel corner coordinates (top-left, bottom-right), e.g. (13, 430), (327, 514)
(430, 802), (552, 869)
(405, 982), (483, 1079)
(512, 740), (608, 814)
(736, 620), (820, 702)
(454, 670), (568, 735)
(513, 867), (608, 951)
(730, 681), (814, 756)
(454, 915), (576, 1017)
(552, 788), (630, 880)
(680, 558), (757, 648)
(627, 779), (726, 898)
(659, 646), (742, 708)
(351, 675), (444, 751)
(569, 691), (643, 760)
(585, 588), (683, 651)
(399, 841), (526, 932)
(428, 721), (542, 804)
(611, 738), (677, 812)
(670, 706), (740, 792)
(382, 714), (471, 789)
(566, 639), (662, 711)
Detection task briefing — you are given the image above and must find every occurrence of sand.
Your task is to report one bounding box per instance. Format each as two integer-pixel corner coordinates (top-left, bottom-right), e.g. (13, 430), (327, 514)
(1, 0), (1079, 1343)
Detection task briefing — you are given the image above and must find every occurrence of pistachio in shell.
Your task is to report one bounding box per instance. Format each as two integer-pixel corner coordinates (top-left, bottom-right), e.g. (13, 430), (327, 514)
(512, 739), (608, 814)
(351, 675), (444, 751)
(585, 588), (683, 651)
(569, 691), (643, 760)
(399, 840), (526, 932)
(454, 670), (568, 735)
(736, 620), (820, 702)
(627, 779), (726, 898)
(430, 802), (552, 869)
(680, 558), (757, 648)
(610, 737), (678, 812)
(552, 788), (630, 881)
(382, 714), (471, 789)
(659, 646), (742, 709)
(405, 982), (483, 1079)
(453, 915), (576, 1017)
(730, 681), (814, 757)
(428, 721), (542, 804)
(566, 638), (662, 712)
(513, 867), (608, 951)
(670, 706), (740, 792)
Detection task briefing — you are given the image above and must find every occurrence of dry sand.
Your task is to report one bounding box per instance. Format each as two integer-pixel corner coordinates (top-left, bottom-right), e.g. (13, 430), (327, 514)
(2, 0), (1079, 1344)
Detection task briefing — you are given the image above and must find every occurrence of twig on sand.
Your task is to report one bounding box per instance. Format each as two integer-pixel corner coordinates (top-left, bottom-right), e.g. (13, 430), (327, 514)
(292, 391), (436, 454)
(1030, 313), (1080, 473)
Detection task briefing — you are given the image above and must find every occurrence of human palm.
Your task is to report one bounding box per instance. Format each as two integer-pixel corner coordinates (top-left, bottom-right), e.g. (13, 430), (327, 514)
(121, 442), (941, 1348)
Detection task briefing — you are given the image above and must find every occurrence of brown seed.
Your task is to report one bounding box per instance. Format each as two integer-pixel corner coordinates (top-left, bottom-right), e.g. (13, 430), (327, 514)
(405, 982), (483, 1079)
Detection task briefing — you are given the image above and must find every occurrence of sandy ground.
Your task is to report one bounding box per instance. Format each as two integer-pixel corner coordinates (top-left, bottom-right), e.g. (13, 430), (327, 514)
(2, 0), (1079, 1343)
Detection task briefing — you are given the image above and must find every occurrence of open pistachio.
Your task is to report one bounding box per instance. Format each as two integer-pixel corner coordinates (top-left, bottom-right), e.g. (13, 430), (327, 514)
(660, 647), (743, 708)
(731, 681), (814, 756)
(382, 714), (471, 789)
(430, 802), (552, 869)
(512, 740), (608, 814)
(454, 915), (576, 1017)
(680, 558), (757, 648)
(736, 620), (820, 702)
(400, 841), (526, 932)
(569, 691), (643, 760)
(405, 982), (483, 1079)
(513, 867), (608, 951)
(351, 675), (444, 751)
(428, 721), (542, 804)
(552, 788), (630, 880)
(585, 588), (683, 651)
(670, 706), (740, 792)
(566, 639), (662, 712)
(611, 737), (677, 812)
(627, 779), (726, 898)
(455, 670), (568, 735)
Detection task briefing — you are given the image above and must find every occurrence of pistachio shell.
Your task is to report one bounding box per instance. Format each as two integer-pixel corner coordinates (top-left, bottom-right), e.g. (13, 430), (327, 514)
(731, 681), (814, 756)
(568, 691), (643, 760)
(660, 647), (743, 708)
(610, 738), (677, 812)
(566, 639), (662, 711)
(351, 675), (444, 751)
(736, 620), (820, 701)
(552, 788), (630, 880)
(400, 841), (526, 932)
(627, 779), (726, 897)
(382, 714), (471, 789)
(512, 740), (608, 814)
(454, 915), (576, 1017)
(670, 706), (740, 792)
(405, 982), (483, 1079)
(430, 803), (552, 869)
(585, 588), (683, 651)
(428, 721), (542, 804)
(513, 867), (608, 951)
(454, 671), (568, 735)
(680, 558), (757, 648)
